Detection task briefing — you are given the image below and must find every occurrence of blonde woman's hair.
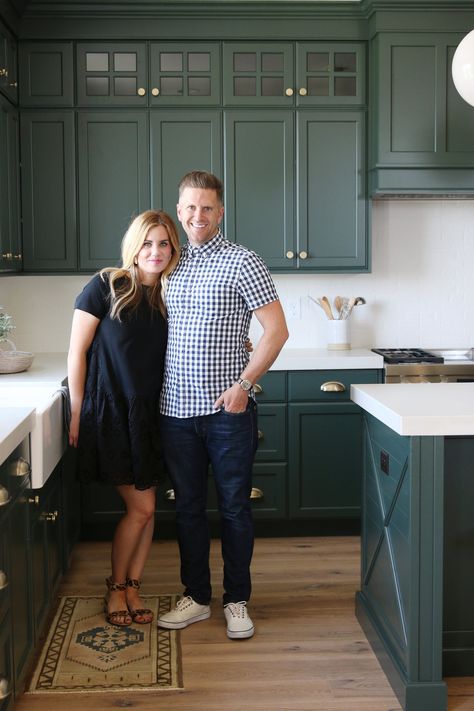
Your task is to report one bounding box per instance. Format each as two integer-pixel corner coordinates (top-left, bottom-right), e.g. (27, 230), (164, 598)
(100, 209), (181, 320)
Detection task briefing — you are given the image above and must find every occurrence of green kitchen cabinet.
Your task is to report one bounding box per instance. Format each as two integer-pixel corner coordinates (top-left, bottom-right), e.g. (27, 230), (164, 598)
(149, 43), (221, 106)
(370, 32), (474, 194)
(20, 110), (76, 271)
(0, 96), (21, 272)
(0, 21), (17, 105)
(150, 109), (222, 233)
(77, 110), (150, 269)
(224, 109), (367, 271)
(19, 41), (74, 106)
(223, 41), (365, 107)
(60, 448), (81, 570)
(76, 42), (147, 106)
(288, 369), (380, 519)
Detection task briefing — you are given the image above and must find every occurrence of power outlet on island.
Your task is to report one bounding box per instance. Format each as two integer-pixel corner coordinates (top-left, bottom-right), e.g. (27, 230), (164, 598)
(380, 450), (390, 475)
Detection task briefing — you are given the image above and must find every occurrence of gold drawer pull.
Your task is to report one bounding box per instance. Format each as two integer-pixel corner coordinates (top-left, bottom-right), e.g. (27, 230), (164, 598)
(165, 488), (175, 501)
(0, 486), (10, 507)
(28, 495), (40, 505)
(0, 676), (11, 700)
(257, 429), (264, 440)
(253, 383), (263, 394)
(10, 457), (31, 477)
(41, 510), (59, 522)
(250, 487), (263, 500)
(320, 381), (346, 393)
(0, 570), (7, 590)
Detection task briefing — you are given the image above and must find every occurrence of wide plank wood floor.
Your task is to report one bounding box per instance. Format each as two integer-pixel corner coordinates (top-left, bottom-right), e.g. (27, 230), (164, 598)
(14, 536), (474, 710)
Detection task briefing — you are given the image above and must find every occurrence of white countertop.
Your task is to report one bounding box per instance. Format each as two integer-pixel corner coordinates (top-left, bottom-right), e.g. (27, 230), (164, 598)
(0, 408), (35, 465)
(351, 382), (474, 436)
(270, 348), (383, 371)
(0, 352), (67, 385)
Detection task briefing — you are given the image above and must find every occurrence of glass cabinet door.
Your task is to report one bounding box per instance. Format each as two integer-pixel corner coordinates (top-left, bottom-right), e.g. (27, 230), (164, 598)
(149, 43), (220, 105)
(76, 43), (147, 106)
(223, 42), (294, 105)
(296, 43), (365, 106)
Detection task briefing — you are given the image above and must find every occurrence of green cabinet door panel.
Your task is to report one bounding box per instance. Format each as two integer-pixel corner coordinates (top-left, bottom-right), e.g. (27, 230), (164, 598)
(19, 42), (74, 107)
(76, 43), (147, 106)
(296, 42), (366, 107)
(255, 403), (287, 462)
(21, 111), (77, 271)
(150, 109), (222, 238)
(297, 110), (367, 271)
(0, 98), (21, 272)
(150, 43), (221, 106)
(78, 110), (150, 270)
(0, 22), (18, 105)
(289, 402), (363, 519)
(223, 42), (294, 106)
(224, 109), (295, 269)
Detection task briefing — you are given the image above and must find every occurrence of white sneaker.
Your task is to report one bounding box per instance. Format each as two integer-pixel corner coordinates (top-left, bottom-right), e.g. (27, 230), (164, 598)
(157, 596), (211, 629)
(224, 601), (255, 639)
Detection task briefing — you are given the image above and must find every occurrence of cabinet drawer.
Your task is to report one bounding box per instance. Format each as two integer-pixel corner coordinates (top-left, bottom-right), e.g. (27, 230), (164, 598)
(255, 404), (286, 461)
(0, 439), (30, 503)
(250, 463), (287, 519)
(254, 371), (286, 401)
(288, 369), (379, 401)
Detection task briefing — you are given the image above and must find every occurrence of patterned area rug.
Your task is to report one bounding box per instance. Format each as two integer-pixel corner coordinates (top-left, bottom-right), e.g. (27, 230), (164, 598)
(26, 595), (183, 693)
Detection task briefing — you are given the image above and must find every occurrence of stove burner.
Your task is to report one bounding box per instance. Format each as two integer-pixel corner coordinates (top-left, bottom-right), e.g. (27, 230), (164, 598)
(372, 348), (444, 364)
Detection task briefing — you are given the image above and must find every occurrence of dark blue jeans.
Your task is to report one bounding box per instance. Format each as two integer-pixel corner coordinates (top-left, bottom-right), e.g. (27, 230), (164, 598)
(160, 399), (258, 606)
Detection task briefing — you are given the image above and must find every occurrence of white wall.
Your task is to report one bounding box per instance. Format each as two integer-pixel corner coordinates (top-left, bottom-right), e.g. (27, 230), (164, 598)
(1, 199), (474, 353)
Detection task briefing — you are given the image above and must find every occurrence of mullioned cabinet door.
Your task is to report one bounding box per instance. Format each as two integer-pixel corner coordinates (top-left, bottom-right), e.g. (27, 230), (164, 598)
(76, 43), (147, 106)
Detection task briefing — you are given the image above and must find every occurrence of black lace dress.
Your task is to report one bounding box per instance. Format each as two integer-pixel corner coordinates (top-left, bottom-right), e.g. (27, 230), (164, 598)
(74, 274), (167, 489)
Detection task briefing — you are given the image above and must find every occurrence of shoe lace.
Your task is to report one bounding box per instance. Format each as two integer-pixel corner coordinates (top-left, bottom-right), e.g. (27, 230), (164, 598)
(225, 601), (247, 618)
(176, 596), (194, 610)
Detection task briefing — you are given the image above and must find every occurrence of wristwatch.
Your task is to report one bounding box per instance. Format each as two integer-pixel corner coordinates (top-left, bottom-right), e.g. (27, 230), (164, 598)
(237, 377), (253, 391)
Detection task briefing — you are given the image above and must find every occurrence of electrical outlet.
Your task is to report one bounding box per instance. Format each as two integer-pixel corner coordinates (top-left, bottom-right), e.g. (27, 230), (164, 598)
(286, 298), (301, 320)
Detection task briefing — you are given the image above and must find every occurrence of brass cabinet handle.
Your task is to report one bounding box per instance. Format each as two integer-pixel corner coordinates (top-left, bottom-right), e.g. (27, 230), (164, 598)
(0, 571), (7, 590)
(1, 252), (12, 259)
(10, 457), (31, 477)
(0, 485), (10, 507)
(253, 383), (263, 394)
(286, 250), (295, 259)
(320, 380), (346, 393)
(257, 429), (264, 440)
(41, 510), (59, 522)
(285, 87), (294, 96)
(28, 495), (40, 505)
(165, 488), (175, 501)
(9, 81), (17, 88)
(299, 87), (308, 96)
(151, 87), (160, 96)
(14, 254), (22, 260)
(137, 87), (146, 96)
(250, 487), (263, 500)
(0, 676), (11, 700)
(299, 250), (308, 259)
(0, 68), (7, 77)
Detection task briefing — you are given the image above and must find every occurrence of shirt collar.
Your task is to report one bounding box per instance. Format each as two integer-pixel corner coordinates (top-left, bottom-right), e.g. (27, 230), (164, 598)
(184, 230), (224, 259)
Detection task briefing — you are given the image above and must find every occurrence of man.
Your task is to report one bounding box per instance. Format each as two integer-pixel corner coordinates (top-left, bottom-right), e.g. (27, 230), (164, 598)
(158, 171), (288, 640)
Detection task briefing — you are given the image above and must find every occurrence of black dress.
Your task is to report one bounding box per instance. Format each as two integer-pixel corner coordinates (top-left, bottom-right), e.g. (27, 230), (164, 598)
(74, 274), (167, 489)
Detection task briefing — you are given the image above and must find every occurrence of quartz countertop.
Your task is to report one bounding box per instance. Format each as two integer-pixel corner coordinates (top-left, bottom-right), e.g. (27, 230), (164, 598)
(270, 348), (383, 371)
(0, 352), (67, 385)
(351, 382), (474, 436)
(0, 408), (35, 465)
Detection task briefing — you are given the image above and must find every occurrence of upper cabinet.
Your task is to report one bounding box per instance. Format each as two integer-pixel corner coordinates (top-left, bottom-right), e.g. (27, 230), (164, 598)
(149, 43), (220, 106)
(223, 42), (365, 106)
(76, 42), (147, 106)
(0, 20), (18, 104)
(19, 42), (74, 106)
(0, 96), (21, 272)
(370, 32), (474, 195)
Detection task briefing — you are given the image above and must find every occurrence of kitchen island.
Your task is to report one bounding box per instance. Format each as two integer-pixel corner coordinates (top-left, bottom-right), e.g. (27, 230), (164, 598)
(350, 382), (474, 711)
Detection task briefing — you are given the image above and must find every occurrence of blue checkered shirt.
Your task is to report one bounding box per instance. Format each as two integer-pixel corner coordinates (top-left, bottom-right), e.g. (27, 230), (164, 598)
(160, 232), (279, 418)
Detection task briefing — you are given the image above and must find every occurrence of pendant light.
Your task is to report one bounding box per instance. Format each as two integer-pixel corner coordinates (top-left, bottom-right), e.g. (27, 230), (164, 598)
(452, 29), (474, 106)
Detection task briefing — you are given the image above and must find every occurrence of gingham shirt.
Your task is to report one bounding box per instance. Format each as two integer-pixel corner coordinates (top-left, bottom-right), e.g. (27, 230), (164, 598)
(160, 231), (279, 418)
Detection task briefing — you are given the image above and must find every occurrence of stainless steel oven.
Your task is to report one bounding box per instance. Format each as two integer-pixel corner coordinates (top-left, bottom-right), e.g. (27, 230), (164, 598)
(372, 348), (474, 383)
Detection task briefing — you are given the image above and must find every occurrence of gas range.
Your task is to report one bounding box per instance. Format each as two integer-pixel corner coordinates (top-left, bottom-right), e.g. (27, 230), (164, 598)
(372, 348), (474, 383)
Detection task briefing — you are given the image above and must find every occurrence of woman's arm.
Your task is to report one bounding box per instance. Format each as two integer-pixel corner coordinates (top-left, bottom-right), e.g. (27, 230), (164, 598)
(67, 309), (100, 447)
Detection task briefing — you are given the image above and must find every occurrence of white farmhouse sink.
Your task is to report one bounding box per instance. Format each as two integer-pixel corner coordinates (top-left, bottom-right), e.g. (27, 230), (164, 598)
(0, 384), (65, 488)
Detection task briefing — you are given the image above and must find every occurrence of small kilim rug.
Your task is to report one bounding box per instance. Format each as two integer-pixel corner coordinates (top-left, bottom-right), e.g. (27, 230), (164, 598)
(26, 595), (183, 693)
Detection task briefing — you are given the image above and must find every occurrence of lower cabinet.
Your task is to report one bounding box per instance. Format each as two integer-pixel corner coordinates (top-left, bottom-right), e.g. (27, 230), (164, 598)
(79, 367), (381, 536)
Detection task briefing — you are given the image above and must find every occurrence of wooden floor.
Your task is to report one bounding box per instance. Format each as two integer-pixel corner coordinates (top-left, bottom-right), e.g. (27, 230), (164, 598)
(14, 536), (474, 710)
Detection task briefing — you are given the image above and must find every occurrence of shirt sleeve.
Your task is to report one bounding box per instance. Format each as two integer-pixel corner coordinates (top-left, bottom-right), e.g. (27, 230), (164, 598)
(74, 273), (110, 320)
(237, 250), (279, 311)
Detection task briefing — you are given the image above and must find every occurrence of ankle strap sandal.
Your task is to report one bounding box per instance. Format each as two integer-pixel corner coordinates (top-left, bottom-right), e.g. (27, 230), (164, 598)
(104, 577), (132, 627)
(126, 577), (154, 624)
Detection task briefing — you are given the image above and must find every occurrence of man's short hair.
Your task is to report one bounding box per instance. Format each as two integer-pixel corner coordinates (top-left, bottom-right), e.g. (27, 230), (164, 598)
(178, 171), (224, 204)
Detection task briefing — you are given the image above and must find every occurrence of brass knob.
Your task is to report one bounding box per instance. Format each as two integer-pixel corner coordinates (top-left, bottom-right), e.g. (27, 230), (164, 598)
(0, 486), (10, 507)
(0, 68), (6, 77)
(253, 383), (263, 394)
(257, 429), (264, 440)
(10, 457), (30, 477)
(165, 489), (175, 501)
(9, 81), (17, 88)
(299, 251), (308, 259)
(137, 87), (146, 96)
(299, 87), (308, 96)
(250, 487), (263, 500)
(286, 250), (295, 259)
(2, 252), (12, 259)
(151, 87), (160, 96)
(14, 254), (22, 260)
(28, 495), (40, 505)
(0, 676), (11, 700)
(285, 87), (294, 96)
(0, 571), (7, 590)
(41, 510), (59, 521)
(320, 381), (346, 393)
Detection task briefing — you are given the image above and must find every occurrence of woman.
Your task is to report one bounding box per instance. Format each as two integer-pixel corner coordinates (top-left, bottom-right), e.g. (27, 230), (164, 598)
(67, 210), (180, 627)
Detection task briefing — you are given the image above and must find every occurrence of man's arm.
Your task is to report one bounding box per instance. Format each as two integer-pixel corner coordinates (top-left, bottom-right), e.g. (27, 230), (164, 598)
(214, 299), (288, 412)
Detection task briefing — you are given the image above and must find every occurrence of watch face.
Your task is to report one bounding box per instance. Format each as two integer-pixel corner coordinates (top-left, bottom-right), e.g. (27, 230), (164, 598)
(239, 379), (252, 391)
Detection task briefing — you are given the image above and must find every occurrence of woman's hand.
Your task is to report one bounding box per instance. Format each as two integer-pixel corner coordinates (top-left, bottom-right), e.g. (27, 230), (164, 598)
(245, 337), (253, 353)
(68, 411), (80, 448)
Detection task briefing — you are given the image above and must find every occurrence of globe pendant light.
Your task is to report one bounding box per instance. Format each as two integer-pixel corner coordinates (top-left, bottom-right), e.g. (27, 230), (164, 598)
(452, 29), (474, 106)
